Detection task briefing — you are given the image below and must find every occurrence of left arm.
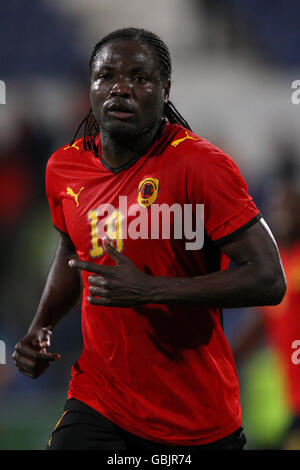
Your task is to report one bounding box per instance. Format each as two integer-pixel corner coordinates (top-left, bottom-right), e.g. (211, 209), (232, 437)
(154, 218), (286, 308)
(69, 220), (286, 309)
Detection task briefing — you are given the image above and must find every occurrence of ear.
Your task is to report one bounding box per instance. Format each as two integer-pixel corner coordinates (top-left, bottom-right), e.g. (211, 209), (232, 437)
(162, 79), (171, 104)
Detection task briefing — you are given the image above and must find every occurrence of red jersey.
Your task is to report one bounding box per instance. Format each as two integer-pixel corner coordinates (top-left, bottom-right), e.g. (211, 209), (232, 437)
(46, 122), (260, 445)
(260, 242), (300, 414)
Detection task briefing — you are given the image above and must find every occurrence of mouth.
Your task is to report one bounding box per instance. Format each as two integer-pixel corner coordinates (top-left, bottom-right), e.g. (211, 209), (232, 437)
(106, 102), (135, 121)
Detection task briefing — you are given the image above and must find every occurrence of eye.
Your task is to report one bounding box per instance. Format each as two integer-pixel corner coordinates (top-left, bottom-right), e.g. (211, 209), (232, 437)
(133, 75), (148, 84)
(97, 73), (112, 80)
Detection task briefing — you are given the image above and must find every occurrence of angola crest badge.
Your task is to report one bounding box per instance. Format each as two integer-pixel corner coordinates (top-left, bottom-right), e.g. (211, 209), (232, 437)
(137, 177), (159, 208)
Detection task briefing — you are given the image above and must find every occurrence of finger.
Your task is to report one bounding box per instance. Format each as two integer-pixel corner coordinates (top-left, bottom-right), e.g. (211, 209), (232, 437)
(89, 286), (110, 297)
(102, 237), (126, 264)
(16, 362), (40, 376)
(88, 276), (110, 288)
(87, 296), (126, 307)
(68, 259), (114, 276)
(39, 348), (61, 361)
(87, 291), (128, 306)
(13, 354), (36, 371)
(14, 355), (51, 374)
(17, 362), (50, 379)
(14, 344), (60, 362)
(87, 295), (112, 306)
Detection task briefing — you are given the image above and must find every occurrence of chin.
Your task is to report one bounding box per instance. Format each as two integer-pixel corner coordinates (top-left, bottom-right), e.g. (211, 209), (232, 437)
(103, 119), (141, 141)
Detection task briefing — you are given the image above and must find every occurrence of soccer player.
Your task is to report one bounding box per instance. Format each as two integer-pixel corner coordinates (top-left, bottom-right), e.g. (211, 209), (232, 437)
(12, 28), (286, 451)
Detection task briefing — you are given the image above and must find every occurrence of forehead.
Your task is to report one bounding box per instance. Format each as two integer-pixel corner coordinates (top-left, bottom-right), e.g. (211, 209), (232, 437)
(92, 40), (158, 71)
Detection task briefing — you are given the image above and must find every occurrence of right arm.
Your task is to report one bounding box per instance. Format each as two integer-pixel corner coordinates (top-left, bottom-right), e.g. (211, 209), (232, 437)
(12, 232), (81, 378)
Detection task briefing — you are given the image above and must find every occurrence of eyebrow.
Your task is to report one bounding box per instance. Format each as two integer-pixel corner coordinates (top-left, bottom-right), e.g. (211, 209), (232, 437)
(130, 66), (152, 74)
(95, 64), (152, 72)
(93, 63), (157, 79)
(94, 64), (114, 72)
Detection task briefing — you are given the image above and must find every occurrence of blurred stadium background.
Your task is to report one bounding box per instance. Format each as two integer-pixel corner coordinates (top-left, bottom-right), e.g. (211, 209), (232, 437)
(0, 0), (300, 450)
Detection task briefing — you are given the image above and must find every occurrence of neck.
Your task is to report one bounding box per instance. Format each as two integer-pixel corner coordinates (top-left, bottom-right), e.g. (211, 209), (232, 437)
(99, 121), (164, 169)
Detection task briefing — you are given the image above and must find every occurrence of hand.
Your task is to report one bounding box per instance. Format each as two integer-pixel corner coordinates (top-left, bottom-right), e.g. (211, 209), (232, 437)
(12, 327), (61, 379)
(68, 238), (156, 307)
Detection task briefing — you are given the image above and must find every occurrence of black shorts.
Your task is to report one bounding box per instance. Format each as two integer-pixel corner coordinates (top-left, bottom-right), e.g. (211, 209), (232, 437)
(46, 398), (246, 451)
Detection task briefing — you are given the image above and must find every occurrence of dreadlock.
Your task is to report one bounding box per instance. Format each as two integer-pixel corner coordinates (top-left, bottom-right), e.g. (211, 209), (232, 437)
(70, 27), (192, 157)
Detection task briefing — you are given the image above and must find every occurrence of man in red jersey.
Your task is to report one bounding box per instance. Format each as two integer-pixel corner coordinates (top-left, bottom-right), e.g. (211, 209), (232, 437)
(12, 28), (286, 451)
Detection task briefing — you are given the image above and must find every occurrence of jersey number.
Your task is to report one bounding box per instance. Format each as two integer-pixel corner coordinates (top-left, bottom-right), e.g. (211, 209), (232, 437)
(87, 209), (123, 258)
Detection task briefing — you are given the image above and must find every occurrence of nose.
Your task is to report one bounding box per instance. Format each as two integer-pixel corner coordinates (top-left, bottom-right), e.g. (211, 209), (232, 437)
(110, 76), (132, 98)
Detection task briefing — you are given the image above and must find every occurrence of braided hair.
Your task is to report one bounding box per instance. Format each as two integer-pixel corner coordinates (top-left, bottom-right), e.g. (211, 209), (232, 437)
(70, 27), (192, 157)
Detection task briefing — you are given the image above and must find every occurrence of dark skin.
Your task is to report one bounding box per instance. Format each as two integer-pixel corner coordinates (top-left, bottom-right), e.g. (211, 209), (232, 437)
(90, 40), (170, 169)
(13, 39), (286, 378)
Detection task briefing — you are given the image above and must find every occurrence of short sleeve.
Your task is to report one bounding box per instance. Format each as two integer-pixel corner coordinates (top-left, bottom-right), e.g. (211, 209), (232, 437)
(45, 156), (68, 234)
(190, 145), (261, 244)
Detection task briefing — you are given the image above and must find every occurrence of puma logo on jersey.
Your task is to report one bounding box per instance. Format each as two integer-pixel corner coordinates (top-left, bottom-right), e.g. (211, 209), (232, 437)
(171, 131), (199, 148)
(64, 139), (81, 151)
(66, 186), (84, 207)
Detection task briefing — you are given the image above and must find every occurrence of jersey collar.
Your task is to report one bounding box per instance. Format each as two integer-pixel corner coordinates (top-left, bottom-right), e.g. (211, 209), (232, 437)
(95, 119), (168, 174)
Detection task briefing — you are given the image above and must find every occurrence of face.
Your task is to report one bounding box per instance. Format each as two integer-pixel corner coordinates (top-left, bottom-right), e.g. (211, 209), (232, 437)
(89, 40), (170, 140)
